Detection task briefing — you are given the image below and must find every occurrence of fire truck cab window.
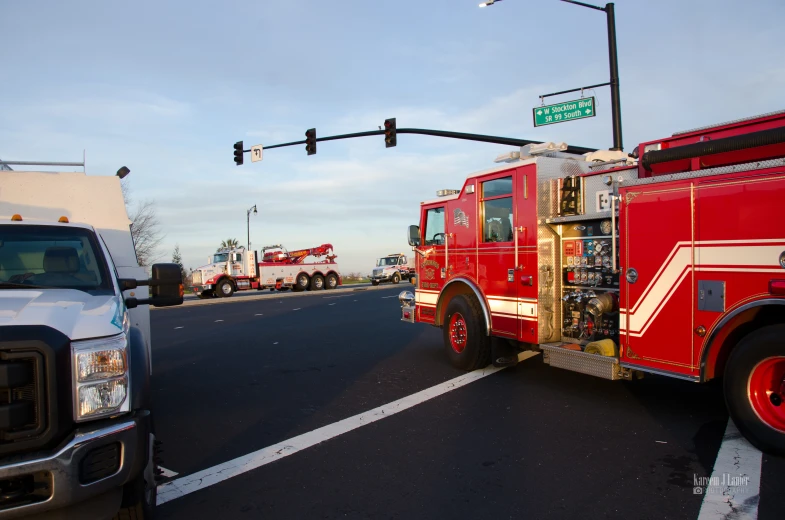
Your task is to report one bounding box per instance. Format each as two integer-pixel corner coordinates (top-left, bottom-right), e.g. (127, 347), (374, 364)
(424, 207), (445, 245)
(482, 177), (513, 243)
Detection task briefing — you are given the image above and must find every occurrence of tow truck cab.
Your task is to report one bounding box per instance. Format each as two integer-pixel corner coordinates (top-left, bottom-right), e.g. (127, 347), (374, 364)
(0, 171), (183, 519)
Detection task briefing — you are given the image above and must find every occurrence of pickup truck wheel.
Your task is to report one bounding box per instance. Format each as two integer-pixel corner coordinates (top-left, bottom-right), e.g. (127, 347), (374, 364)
(724, 324), (785, 456)
(294, 273), (309, 292)
(442, 295), (491, 371)
(113, 432), (157, 520)
(392, 273), (401, 284)
(310, 274), (325, 291)
(371, 280), (380, 286)
(325, 273), (338, 290)
(216, 279), (234, 298)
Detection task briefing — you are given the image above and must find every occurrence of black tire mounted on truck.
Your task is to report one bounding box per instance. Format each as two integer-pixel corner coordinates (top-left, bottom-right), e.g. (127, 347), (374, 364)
(113, 431), (157, 520)
(392, 272), (401, 284)
(310, 274), (325, 291)
(723, 324), (785, 456)
(198, 290), (213, 299)
(371, 280), (380, 286)
(325, 273), (338, 290)
(442, 295), (491, 371)
(216, 278), (234, 298)
(294, 273), (309, 292)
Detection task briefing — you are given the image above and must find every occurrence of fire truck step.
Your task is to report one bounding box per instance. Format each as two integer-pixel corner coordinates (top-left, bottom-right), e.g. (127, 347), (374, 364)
(540, 343), (632, 381)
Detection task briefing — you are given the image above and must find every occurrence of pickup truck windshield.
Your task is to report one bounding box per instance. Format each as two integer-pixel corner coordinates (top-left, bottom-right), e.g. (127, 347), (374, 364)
(0, 225), (113, 294)
(377, 257), (399, 267)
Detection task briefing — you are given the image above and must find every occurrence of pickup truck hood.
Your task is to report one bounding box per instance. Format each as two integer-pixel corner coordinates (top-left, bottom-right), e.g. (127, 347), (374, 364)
(0, 289), (124, 341)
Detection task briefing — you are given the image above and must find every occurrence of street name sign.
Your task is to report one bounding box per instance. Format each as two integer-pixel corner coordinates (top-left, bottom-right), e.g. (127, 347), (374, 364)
(251, 144), (264, 162)
(533, 96), (596, 127)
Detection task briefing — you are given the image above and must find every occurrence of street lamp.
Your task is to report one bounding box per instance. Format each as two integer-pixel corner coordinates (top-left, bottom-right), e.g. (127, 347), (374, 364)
(246, 204), (257, 250)
(478, 0), (501, 6)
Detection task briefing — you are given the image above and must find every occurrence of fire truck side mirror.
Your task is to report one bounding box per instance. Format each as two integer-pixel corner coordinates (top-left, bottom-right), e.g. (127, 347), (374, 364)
(407, 225), (420, 247)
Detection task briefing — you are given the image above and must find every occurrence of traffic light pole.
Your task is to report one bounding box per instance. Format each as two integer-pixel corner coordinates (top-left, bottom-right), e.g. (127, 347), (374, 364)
(240, 128), (596, 156)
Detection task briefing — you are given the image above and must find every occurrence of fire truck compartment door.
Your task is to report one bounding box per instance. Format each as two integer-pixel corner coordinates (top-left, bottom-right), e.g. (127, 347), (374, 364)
(515, 168), (538, 343)
(621, 183), (695, 373)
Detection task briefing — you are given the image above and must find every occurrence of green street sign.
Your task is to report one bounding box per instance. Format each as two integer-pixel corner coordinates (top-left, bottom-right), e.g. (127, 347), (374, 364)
(533, 96), (596, 127)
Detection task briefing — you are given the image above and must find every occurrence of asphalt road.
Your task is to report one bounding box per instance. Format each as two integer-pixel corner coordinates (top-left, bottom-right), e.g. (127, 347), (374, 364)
(149, 286), (785, 520)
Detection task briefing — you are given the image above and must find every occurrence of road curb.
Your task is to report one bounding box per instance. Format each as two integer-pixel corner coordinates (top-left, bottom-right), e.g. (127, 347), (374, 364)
(153, 283), (408, 311)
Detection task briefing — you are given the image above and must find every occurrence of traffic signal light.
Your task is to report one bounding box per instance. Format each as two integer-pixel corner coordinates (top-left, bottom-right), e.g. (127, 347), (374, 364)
(384, 118), (396, 148)
(233, 141), (244, 166)
(305, 128), (316, 155)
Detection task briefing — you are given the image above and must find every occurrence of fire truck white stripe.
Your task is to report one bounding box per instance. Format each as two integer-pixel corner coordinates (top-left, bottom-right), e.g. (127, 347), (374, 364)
(415, 292), (439, 305)
(488, 298), (517, 315)
(696, 419), (762, 520)
(624, 243), (783, 336)
(157, 351), (541, 504)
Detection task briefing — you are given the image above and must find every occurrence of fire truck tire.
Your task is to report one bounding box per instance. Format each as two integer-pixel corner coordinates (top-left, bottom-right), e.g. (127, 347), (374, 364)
(443, 295), (491, 371)
(392, 273), (401, 284)
(294, 273), (309, 292)
(216, 279), (234, 298)
(310, 274), (325, 291)
(723, 324), (785, 456)
(325, 273), (339, 289)
(198, 290), (213, 299)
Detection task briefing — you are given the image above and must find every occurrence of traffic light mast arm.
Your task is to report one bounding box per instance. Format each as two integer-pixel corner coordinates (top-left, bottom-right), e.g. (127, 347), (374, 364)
(249, 128), (596, 155)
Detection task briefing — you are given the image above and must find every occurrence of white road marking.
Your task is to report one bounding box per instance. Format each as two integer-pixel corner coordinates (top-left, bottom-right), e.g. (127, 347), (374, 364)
(381, 295), (397, 299)
(174, 326), (184, 330)
(328, 303), (336, 306)
(696, 420), (762, 520)
(292, 308), (301, 311)
(255, 313), (263, 316)
(273, 342), (278, 345)
(158, 466), (179, 478)
(156, 351), (540, 505)
(655, 440), (667, 444)
(323, 295), (348, 299)
(214, 320), (223, 322)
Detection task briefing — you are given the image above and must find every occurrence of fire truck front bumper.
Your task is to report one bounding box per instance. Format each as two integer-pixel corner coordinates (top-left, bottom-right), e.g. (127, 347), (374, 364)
(398, 291), (416, 323)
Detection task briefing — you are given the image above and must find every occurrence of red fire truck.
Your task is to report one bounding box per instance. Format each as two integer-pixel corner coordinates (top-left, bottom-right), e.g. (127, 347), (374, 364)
(398, 111), (785, 455)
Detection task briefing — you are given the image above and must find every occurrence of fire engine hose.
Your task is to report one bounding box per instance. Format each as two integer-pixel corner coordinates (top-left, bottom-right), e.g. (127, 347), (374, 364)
(641, 126), (785, 171)
(584, 339), (617, 357)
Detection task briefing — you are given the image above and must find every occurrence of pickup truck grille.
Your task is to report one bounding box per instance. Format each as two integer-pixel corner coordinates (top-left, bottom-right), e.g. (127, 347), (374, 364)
(192, 270), (202, 285)
(372, 268), (383, 277)
(0, 351), (47, 454)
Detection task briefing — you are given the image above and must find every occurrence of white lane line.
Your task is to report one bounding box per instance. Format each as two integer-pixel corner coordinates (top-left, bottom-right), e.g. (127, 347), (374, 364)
(158, 466), (179, 478)
(292, 308), (301, 311)
(214, 320), (223, 322)
(381, 295), (398, 299)
(255, 313), (263, 316)
(323, 295), (348, 299)
(174, 326), (184, 330)
(273, 342), (279, 345)
(156, 351), (539, 505)
(328, 303), (336, 306)
(696, 419), (762, 520)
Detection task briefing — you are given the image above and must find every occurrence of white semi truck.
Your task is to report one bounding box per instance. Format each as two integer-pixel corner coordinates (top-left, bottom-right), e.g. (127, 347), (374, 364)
(0, 170), (183, 519)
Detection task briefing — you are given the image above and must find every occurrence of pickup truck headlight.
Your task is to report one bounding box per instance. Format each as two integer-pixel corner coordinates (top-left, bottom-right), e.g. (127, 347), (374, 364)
(72, 333), (130, 421)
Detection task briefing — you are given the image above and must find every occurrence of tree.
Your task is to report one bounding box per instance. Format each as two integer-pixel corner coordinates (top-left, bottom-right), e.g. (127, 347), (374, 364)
(218, 238), (239, 251)
(172, 244), (187, 282)
(122, 180), (164, 267)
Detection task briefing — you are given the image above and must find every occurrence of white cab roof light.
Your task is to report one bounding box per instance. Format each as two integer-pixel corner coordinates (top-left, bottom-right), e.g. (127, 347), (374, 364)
(436, 189), (461, 197)
(528, 142), (568, 155)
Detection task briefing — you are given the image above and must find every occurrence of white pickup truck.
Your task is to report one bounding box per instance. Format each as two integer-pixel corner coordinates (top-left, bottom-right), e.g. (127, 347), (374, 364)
(0, 170), (183, 519)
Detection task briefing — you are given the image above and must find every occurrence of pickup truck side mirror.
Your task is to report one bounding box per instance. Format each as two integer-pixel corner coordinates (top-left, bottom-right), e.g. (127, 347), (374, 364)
(408, 225), (420, 247)
(120, 263), (184, 308)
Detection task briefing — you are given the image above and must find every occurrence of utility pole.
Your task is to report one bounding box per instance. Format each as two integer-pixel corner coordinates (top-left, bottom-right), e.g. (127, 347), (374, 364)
(246, 204), (257, 250)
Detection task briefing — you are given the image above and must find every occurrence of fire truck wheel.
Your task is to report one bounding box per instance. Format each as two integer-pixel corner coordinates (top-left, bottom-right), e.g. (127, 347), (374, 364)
(310, 274), (325, 291)
(325, 273), (338, 289)
(294, 273), (309, 292)
(724, 324), (785, 456)
(198, 290), (213, 299)
(442, 295), (491, 371)
(215, 279), (234, 298)
(392, 273), (401, 284)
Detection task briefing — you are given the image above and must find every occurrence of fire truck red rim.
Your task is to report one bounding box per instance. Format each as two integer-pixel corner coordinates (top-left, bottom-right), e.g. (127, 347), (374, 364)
(747, 356), (785, 433)
(449, 313), (468, 353)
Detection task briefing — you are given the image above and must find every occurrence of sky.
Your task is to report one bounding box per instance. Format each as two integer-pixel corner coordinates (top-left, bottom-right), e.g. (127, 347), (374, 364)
(2, 0), (784, 274)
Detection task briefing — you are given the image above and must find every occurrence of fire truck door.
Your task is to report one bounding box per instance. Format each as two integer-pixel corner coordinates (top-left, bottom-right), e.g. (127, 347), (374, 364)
(621, 183), (694, 373)
(515, 169), (538, 343)
(417, 205), (446, 324)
